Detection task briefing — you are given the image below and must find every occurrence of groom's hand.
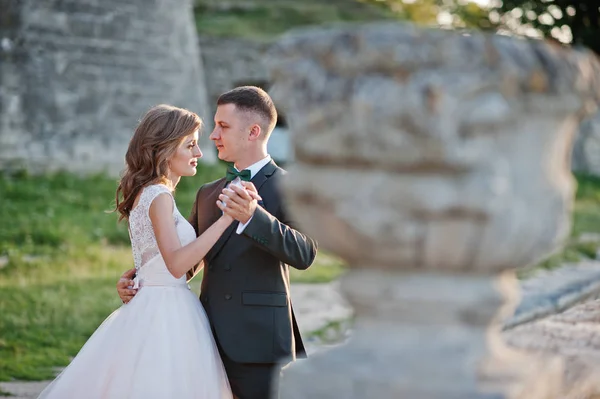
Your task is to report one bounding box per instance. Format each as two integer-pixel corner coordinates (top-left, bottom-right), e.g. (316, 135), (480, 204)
(219, 183), (259, 224)
(117, 268), (137, 304)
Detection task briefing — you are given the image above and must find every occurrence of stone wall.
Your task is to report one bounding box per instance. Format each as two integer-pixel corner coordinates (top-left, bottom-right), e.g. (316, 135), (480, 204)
(198, 36), (292, 163)
(0, 0), (214, 176)
(199, 36), (270, 116)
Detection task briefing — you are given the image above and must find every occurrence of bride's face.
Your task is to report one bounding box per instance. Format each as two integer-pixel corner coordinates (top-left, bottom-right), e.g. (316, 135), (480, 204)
(168, 130), (202, 177)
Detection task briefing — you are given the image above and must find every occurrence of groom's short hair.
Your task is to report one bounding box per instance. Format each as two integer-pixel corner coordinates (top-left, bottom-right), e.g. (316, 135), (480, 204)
(217, 86), (278, 137)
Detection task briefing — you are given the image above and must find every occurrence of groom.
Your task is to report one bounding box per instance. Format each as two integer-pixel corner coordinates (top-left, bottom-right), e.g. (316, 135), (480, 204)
(118, 86), (318, 398)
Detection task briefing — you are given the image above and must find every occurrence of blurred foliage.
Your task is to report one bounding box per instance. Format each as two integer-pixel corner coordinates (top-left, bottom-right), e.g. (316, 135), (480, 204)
(362, 0), (494, 29)
(490, 0), (600, 55)
(194, 0), (395, 40)
(193, 0), (494, 39)
(194, 0), (600, 56)
(364, 0), (599, 54)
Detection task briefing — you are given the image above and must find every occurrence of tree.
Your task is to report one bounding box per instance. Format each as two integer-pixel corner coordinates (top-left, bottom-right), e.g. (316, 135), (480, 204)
(362, 0), (600, 55)
(489, 0), (600, 55)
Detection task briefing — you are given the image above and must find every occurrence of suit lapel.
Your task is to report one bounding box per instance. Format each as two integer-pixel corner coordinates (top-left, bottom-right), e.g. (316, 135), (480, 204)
(206, 161), (278, 262)
(251, 160), (277, 194)
(198, 178), (227, 235)
(202, 178), (228, 261)
(207, 179), (227, 224)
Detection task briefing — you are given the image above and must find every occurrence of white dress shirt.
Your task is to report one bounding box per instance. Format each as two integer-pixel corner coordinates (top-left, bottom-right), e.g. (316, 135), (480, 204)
(229, 155), (272, 234)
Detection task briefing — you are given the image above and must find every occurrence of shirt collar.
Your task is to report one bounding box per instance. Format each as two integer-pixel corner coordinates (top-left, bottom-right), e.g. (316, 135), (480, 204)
(236, 155), (272, 179)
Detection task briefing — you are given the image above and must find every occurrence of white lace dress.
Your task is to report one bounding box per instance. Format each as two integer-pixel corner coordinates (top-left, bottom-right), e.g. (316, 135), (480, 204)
(38, 184), (232, 399)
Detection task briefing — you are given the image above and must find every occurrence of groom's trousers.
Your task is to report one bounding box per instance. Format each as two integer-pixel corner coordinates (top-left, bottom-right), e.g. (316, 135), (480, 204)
(216, 336), (282, 399)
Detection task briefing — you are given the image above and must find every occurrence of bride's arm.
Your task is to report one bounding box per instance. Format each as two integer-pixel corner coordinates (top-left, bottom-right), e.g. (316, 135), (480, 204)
(150, 193), (232, 279)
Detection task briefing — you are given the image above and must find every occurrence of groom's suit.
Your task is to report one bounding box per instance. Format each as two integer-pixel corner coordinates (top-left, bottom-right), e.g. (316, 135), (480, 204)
(188, 160), (317, 398)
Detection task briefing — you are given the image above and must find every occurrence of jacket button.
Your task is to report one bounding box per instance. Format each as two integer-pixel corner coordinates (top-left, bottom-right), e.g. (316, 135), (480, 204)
(224, 264), (231, 271)
(225, 294), (232, 300)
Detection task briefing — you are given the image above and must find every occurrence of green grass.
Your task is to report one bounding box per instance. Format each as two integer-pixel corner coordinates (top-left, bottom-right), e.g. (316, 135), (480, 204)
(0, 276), (123, 381)
(535, 173), (600, 270)
(0, 167), (345, 381)
(306, 317), (353, 345)
(194, 0), (393, 40)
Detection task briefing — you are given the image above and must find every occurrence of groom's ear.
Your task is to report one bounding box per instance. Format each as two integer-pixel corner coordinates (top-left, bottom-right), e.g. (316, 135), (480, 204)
(248, 124), (261, 141)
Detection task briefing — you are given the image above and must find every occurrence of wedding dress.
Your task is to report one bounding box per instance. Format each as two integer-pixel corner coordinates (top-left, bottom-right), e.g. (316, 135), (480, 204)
(38, 184), (232, 399)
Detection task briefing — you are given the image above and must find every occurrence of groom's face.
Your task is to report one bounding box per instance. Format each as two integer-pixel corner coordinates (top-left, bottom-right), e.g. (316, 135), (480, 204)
(210, 103), (249, 163)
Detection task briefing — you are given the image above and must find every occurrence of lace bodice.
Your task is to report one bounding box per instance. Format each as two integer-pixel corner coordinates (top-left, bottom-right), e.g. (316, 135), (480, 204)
(128, 184), (196, 272)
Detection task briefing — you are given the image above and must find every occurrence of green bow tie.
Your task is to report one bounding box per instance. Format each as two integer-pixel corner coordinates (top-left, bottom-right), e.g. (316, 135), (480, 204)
(225, 165), (251, 182)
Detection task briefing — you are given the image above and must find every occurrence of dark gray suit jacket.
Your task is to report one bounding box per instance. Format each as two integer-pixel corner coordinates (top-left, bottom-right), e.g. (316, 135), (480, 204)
(188, 161), (317, 364)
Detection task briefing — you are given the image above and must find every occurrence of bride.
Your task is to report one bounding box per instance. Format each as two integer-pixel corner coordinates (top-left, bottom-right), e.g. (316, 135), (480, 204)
(38, 104), (252, 398)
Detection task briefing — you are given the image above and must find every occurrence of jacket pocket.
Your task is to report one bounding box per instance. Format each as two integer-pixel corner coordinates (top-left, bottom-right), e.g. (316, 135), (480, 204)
(242, 291), (288, 307)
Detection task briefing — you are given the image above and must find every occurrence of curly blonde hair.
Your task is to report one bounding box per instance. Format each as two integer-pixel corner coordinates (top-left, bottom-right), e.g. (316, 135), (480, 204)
(115, 104), (202, 221)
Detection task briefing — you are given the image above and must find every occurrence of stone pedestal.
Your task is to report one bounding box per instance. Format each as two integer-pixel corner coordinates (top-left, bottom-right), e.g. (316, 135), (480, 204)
(268, 23), (600, 398)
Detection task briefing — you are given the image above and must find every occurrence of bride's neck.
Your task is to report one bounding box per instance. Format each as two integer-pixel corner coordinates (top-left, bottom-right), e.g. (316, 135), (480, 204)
(166, 173), (180, 189)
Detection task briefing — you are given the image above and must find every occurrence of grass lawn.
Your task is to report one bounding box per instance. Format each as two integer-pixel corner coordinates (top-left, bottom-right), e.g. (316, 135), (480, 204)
(194, 0), (393, 40)
(1, 170), (598, 381)
(534, 173), (600, 270)
(0, 167), (345, 381)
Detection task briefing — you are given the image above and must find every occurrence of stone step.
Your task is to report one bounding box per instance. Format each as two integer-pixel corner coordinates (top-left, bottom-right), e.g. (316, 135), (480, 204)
(506, 261), (600, 329)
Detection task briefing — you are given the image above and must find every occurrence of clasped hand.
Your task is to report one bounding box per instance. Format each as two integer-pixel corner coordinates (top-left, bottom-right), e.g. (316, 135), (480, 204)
(216, 181), (262, 224)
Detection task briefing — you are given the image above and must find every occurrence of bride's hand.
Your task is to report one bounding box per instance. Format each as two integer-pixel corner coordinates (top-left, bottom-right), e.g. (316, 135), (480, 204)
(216, 199), (235, 224)
(217, 182), (260, 225)
(117, 268), (137, 304)
(221, 212), (234, 224)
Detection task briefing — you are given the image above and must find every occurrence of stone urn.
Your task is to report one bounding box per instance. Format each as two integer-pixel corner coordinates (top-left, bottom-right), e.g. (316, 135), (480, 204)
(268, 23), (600, 398)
